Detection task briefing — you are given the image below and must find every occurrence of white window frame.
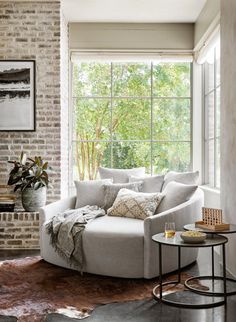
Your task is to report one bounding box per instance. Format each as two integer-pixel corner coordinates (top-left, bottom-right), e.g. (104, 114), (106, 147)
(203, 46), (220, 189)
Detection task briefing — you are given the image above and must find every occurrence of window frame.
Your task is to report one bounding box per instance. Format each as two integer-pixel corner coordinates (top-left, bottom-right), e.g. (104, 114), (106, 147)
(69, 60), (193, 187)
(203, 48), (220, 189)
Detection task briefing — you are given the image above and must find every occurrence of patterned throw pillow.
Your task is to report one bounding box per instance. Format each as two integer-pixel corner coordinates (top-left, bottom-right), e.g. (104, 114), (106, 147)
(103, 182), (143, 211)
(107, 188), (163, 220)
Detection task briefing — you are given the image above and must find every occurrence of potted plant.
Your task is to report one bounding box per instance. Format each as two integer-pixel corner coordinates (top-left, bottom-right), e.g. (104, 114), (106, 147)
(7, 152), (51, 212)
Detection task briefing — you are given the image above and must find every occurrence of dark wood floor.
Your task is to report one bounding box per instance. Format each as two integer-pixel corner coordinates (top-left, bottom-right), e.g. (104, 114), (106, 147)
(1, 249), (236, 322)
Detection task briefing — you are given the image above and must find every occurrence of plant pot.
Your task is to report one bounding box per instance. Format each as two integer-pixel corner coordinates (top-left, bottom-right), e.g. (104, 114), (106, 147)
(21, 187), (47, 212)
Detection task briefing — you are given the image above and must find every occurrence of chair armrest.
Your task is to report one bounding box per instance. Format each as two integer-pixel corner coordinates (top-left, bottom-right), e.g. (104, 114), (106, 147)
(144, 198), (202, 237)
(143, 189), (204, 278)
(39, 196), (76, 226)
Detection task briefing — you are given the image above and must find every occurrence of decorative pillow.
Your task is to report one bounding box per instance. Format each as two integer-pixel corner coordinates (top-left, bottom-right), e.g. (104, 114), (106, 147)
(98, 167), (146, 183)
(74, 179), (113, 209)
(129, 174), (164, 193)
(103, 182), (143, 210)
(161, 171), (199, 191)
(107, 188), (163, 220)
(157, 181), (198, 214)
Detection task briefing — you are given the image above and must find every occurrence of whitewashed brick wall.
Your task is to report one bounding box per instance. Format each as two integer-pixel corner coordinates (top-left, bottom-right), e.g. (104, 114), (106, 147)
(0, 212), (39, 249)
(0, 1), (63, 204)
(60, 10), (69, 198)
(0, 1), (70, 249)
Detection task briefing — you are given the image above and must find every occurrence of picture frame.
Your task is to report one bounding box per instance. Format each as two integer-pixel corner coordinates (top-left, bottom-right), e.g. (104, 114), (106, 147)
(0, 60), (36, 131)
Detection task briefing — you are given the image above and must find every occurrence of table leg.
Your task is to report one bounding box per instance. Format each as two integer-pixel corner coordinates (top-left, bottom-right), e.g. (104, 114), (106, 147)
(159, 243), (162, 299)
(212, 246), (215, 279)
(222, 243), (227, 304)
(178, 246), (181, 283)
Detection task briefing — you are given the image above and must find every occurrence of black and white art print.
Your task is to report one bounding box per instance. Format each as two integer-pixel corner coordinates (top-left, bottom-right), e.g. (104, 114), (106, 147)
(0, 60), (35, 131)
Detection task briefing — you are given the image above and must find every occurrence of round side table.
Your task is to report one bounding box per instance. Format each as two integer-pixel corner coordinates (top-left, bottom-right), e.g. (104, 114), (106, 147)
(184, 223), (236, 296)
(152, 232), (228, 308)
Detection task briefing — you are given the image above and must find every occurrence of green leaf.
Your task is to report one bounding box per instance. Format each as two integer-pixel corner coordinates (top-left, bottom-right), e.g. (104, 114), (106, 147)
(42, 162), (48, 170)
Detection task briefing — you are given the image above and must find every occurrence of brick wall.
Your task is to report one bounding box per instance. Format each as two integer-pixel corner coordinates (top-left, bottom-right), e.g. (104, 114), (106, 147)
(0, 212), (39, 249)
(60, 11), (69, 198)
(0, 1), (70, 249)
(0, 0), (63, 204)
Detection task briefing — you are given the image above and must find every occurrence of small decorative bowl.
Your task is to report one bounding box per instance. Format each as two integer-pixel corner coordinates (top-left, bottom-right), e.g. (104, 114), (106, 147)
(180, 231), (207, 243)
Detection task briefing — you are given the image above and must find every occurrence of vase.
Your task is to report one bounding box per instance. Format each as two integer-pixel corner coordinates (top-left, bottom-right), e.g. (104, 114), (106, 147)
(21, 187), (47, 212)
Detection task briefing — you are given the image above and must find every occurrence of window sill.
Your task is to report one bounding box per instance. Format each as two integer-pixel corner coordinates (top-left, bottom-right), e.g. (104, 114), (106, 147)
(200, 185), (220, 194)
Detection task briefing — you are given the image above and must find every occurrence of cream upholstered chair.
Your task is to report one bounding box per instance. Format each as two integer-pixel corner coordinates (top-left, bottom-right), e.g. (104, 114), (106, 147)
(39, 188), (203, 279)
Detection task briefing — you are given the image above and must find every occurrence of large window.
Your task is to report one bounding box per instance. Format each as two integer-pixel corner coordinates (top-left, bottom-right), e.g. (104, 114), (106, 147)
(71, 61), (192, 181)
(204, 40), (220, 188)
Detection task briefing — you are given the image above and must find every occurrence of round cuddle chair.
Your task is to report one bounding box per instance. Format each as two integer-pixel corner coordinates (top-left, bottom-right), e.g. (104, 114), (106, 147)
(40, 188), (203, 279)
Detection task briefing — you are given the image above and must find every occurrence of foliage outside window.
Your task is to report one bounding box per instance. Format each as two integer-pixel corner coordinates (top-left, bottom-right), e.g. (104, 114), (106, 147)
(72, 61), (192, 181)
(204, 41), (220, 188)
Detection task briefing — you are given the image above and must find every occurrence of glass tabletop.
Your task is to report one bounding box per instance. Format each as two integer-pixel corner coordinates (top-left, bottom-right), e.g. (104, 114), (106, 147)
(184, 223), (236, 234)
(152, 232), (228, 248)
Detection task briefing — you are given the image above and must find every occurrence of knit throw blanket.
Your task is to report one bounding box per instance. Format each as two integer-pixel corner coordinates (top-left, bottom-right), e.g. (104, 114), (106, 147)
(45, 205), (105, 272)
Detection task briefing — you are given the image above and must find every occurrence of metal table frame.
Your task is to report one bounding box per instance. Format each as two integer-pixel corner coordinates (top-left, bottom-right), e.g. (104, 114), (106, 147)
(152, 232), (228, 308)
(184, 224), (236, 296)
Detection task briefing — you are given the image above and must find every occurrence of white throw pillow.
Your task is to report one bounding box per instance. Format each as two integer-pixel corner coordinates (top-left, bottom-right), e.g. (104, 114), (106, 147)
(107, 188), (163, 220)
(74, 179), (113, 209)
(156, 181), (198, 214)
(98, 167), (146, 183)
(129, 175), (164, 193)
(161, 171), (199, 191)
(103, 182), (143, 210)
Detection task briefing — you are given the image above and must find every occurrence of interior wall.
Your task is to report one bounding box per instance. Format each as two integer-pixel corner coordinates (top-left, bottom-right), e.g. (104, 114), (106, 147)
(221, 0), (236, 276)
(60, 11), (69, 198)
(0, 1), (62, 204)
(69, 23), (194, 51)
(194, 0), (220, 49)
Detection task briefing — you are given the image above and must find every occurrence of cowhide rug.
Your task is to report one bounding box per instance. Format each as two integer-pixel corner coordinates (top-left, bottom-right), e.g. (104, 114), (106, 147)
(0, 256), (201, 322)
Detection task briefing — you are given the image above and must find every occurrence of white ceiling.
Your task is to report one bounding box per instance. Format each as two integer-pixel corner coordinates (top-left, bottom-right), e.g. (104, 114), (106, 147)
(62, 0), (207, 23)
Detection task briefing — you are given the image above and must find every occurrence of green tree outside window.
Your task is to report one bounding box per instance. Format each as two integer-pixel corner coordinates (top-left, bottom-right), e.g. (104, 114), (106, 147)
(72, 62), (191, 180)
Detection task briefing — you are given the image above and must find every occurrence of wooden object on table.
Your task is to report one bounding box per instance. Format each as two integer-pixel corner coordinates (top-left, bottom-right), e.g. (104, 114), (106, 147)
(195, 207), (230, 231)
(0, 185), (16, 212)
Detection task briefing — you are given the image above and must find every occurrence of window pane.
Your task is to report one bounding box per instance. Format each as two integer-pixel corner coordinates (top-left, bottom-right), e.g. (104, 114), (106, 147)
(113, 63), (151, 96)
(74, 99), (110, 141)
(216, 138), (220, 188)
(206, 92), (215, 139)
(112, 99), (151, 140)
(153, 99), (190, 141)
(205, 60), (214, 94)
(112, 142), (151, 173)
(208, 139), (215, 187)
(73, 142), (111, 181)
(153, 63), (191, 97)
(152, 142), (191, 174)
(216, 87), (220, 137)
(73, 62), (111, 97)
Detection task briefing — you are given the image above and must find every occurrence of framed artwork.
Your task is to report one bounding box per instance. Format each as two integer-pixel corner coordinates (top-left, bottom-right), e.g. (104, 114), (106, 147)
(0, 60), (36, 131)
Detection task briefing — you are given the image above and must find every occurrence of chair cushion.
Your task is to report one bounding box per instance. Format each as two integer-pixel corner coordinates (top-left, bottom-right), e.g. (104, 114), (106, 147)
(107, 188), (163, 220)
(82, 215), (144, 277)
(157, 181), (198, 214)
(98, 167), (145, 183)
(162, 171), (199, 191)
(129, 174), (164, 192)
(74, 179), (112, 208)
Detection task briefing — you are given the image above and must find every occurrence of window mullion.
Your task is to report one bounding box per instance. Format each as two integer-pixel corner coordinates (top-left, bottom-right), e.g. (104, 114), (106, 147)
(110, 62), (113, 168)
(151, 62), (153, 175)
(214, 48), (217, 188)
